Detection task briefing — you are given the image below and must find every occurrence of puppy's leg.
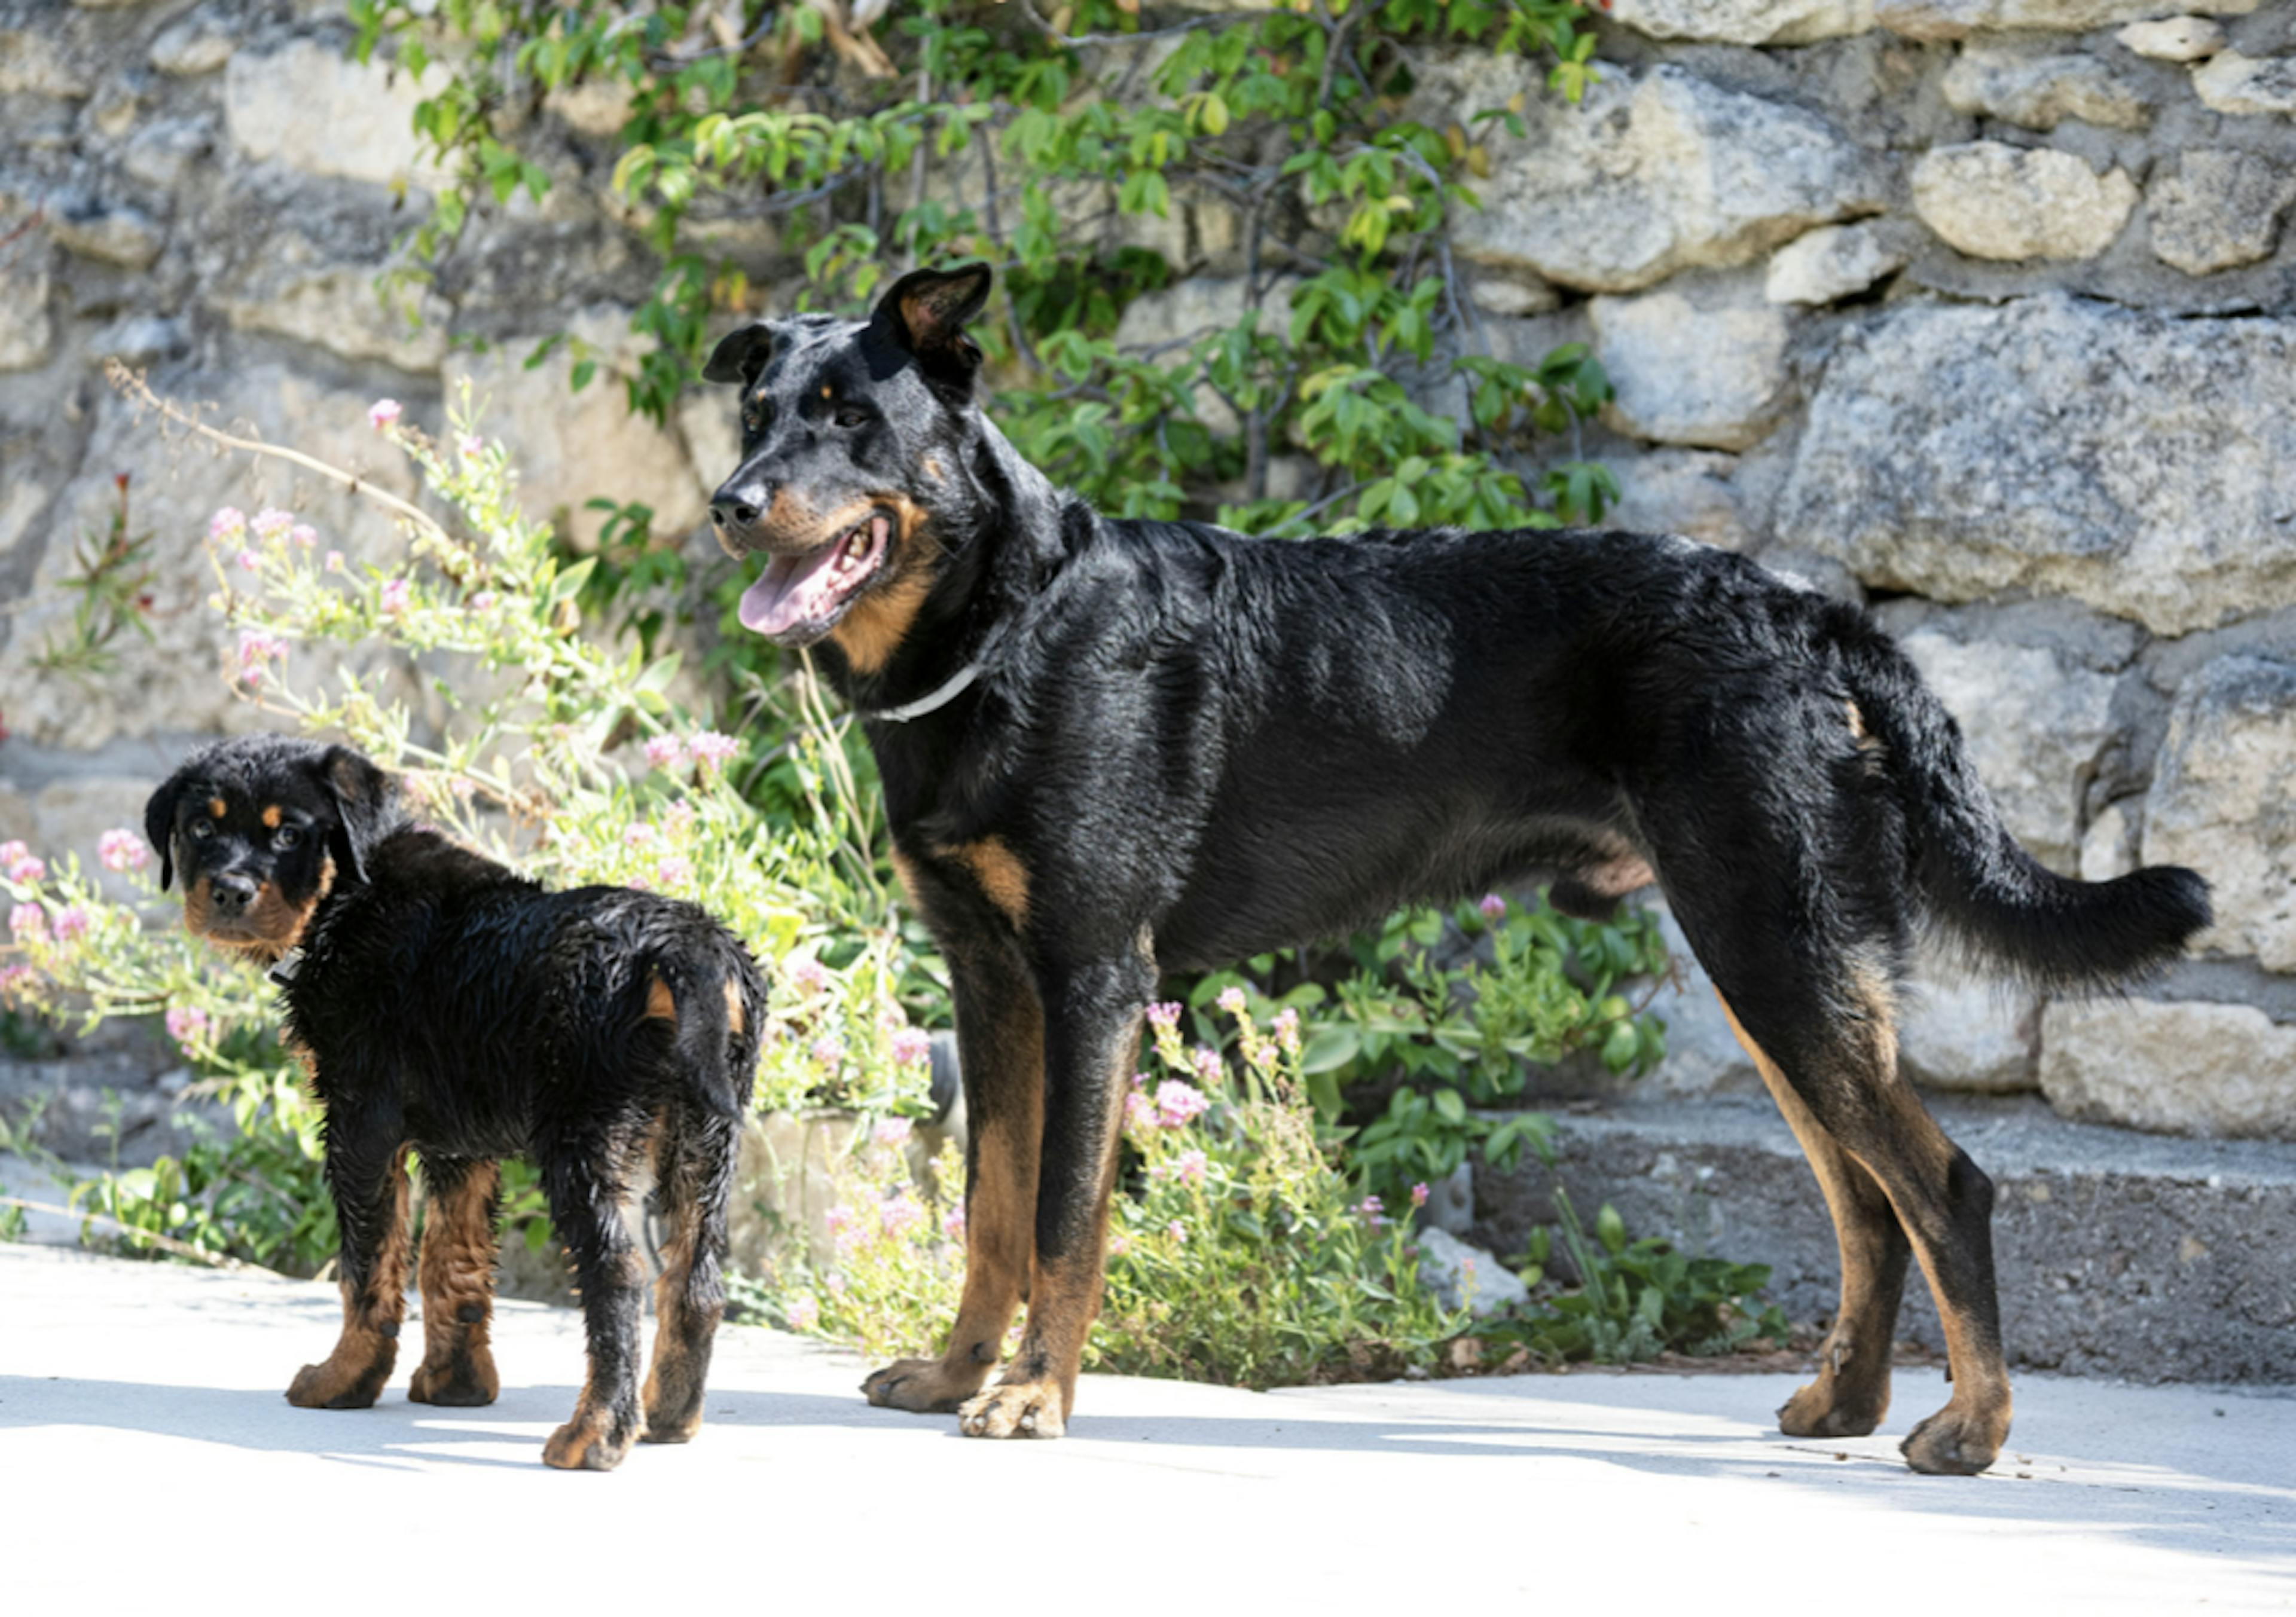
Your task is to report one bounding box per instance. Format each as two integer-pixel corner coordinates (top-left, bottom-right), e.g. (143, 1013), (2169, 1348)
(409, 1156), (502, 1407)
(539, 1144), (646, 1471)
(640, 1109), (737, 1444)
(957, 955), (1146, 1441)
(863, 930), (1044, 1414)
(289, 1139), (412, 1410)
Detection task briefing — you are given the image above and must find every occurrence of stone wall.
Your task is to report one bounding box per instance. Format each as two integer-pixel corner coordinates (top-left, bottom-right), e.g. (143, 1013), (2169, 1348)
(4, 0), (2294, 1141)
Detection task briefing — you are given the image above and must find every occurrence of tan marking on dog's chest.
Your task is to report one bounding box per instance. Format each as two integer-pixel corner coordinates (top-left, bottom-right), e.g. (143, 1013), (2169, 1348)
(723, 976), (746, 1035)
(646, 976), (677, 1021)
(933, 837), (1030, 928)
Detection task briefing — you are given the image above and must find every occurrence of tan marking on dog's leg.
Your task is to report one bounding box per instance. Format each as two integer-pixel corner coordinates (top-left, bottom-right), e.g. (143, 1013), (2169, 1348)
(288, 1151), (412, 1410)
(409, 1160), (501, 1407)
(933, 837), (1030, 930)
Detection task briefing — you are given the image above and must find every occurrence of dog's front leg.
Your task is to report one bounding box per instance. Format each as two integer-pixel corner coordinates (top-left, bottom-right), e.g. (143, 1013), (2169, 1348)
(288, 1138), (412, 1410)
(538, 1151), (646, 1471)
(957, 954), (1147, 1441)
(409, 1156), (502, 1407)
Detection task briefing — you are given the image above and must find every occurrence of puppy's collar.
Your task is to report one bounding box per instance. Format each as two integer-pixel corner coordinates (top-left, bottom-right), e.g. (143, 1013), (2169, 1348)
(267, 947), (306, 987)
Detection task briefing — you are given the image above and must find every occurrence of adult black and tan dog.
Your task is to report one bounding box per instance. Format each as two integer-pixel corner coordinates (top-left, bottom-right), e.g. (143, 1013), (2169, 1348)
(145, 734), (767, 1470)
(701, 263), (2209, 1474)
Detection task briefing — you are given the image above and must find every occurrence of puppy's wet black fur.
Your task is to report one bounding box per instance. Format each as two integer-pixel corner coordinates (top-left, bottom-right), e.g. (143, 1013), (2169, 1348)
(703, 263), (2210, 1471)
(146, 733), (767, 1470)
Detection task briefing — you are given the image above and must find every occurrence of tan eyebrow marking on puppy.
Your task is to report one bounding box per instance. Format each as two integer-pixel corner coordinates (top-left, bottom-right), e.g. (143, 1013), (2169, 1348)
(820, 384), (833, 399)
(262, 805), (283, 829)
(209, 797), (228, 819)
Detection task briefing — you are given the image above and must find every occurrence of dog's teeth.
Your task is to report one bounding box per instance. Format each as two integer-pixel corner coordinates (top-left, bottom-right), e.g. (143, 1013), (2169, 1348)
(843, 525), (869, 562)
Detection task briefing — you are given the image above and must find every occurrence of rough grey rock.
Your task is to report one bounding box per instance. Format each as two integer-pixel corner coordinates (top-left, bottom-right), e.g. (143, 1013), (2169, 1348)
(0, 258), (52, 371)
(2147, 149), (2296, 276)
(1112, 277), (1297, 434)
(148, 17), (234, 77)
(47, 201), (166, 271)
(1412, 57), (1889, 294)
(2115, 14), (2227, 57)
(1590, 276), (1794, 451)
(1475, 1093), (2296, 1380)
(1898, 627), (2118, 874)
(1466, 270), (1559, 317)
(120, 118), (215, 189)
(1877, 0), (2254, 41)
(1608, 449), (1754, 551)
(1422, 1160), (1476, 1237)
(1912, 142), (2138, 262)
(1764, 220), (1910, 304)
(2079, 799), (2138, 881)
(2041, 999), (2296, 1139)
(208, 239), (452, 373)
(2142, 655), (2296, 972)
(224, 40), (447, 189)
(1940, 46), (2151, 131)
(0, 27), (93, 97)
(1606, 0), (1876, 44)
(1776, 295), (2296, 637)
(445, 318), (709, 549)
(1415, 1226), (1531, 1317)
(2193, 50), (2296, 115)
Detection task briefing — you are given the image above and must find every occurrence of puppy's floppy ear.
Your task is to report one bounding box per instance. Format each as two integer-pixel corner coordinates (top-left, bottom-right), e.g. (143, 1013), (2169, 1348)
(870, 262), (993, 391)
(703, 322), (777, 389)
(311, 744), (391, 886)
(142, 769), (193, 893)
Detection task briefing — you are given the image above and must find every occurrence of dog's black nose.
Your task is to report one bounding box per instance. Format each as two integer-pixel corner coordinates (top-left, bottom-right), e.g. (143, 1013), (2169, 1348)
(710, 478), (774, 540)
(710, 496), (758, 530)
(209, 873), (257, 914)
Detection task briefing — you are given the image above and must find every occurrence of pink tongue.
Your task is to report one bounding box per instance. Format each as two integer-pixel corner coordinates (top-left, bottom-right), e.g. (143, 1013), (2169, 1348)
(739, 543), (848, 637)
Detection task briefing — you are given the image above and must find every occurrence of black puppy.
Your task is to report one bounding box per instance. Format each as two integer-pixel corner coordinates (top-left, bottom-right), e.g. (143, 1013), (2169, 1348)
(699, 263), (2210, 1474)
(146, 733), (767, 1471)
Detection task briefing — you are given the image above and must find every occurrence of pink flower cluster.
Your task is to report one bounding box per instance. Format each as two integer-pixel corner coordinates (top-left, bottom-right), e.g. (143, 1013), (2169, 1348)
(688, 731), (739, 769)
(890, 1026), (930, 1066)
(237, 628), (289, 684)
(164, 1005), (210, 1049)
(1410, 1181), (1431, 1208)
(643, 735), (685, 770)
(2, 841), (44, 884)
(655, 855), (693, 887)
(941, 1204), (966, 1240)
(208, 508), (246, 543)
(1216, 985), (1247, 1016)
(1479, 893), (1507, 924)
(810, 1035), (845, 1070)
(378, 578), (411, 616)
(872, 1117), (912, 1147)
(784, 1294), (821, 1331)
(251, 508), (295, 542)
(787, 955), (831, 994)
(1151, 1148), (1208, 1187)
(9, 903), (45, 941)
(878, 1196), (924, 1237)
(51, 906), (90, 943)
(1153, 1080), (1208, 1127)
(368, 399), (402, 430)
(1190, 1046), (1223, 1087)
(1145, 1001), (1182, 1031)
(98, 829), (150, 873)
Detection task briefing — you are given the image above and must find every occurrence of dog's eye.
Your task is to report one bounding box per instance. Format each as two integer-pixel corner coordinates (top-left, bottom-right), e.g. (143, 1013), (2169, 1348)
(832, 404), (871, 430)
(743, 400), (773, 435)
(274, 826), (302, 850)
(189, 820), (214, 840)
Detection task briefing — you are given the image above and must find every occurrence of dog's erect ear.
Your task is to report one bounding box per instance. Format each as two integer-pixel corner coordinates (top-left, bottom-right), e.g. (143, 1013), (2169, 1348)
(142, 769), (191, 893)
(871, 262), (993, 389)
(703, 322), (776, 389)
(311, 745), (390, 886)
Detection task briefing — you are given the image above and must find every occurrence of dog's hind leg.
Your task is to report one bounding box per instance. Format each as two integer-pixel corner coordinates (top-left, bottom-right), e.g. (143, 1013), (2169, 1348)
(1715, 996), (1909, 1439)
(641, 1109), (738, 1444)
(289, 1139), (412, 1410)
(409, 1156), (501, 1407)
(1701, 943), (2010, 1475)
(863, 928), (1045, 1415)
(539, 1140), (647, 1471)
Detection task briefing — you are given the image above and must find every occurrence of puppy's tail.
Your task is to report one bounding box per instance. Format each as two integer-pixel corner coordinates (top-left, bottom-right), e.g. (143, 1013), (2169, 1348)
(1839, 623), (2211, 993)
(660, 947), (764, 1120)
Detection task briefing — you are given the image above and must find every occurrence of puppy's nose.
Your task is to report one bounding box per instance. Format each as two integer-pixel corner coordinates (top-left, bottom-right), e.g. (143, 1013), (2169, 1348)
(209, 873), (258, 915)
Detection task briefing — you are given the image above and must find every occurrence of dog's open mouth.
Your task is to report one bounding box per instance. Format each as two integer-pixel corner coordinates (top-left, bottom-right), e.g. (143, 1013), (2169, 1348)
(737, 510), (892, 643)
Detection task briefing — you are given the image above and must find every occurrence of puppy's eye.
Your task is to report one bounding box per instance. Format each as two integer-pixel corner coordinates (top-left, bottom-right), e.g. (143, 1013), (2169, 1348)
(743, 400), (773, 435)
(190, 821), (215, 840)
(832, 404), (871, 430)
(274, 826), (302, 850)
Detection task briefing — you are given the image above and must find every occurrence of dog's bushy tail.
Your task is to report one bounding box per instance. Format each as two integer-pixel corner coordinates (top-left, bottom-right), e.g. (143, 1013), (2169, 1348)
(660, 947), (764, 1120)
(1839, 623), (2211, 992)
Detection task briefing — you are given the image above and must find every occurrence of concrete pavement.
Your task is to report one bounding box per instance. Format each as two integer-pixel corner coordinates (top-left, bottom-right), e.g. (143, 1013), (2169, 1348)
(2, 1244), (2290, 1611)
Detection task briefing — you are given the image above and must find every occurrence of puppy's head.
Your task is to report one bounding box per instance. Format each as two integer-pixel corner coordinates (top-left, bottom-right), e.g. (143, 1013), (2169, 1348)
(702, 262), (1000, 670)
(144, 735), (393, 958)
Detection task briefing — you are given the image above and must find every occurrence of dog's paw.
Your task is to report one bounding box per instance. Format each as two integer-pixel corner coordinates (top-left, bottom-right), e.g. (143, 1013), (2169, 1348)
(1900, 1400), (2008, 1476)
(1777, 1376), (1888, 1439)
(408, 1353), (498, 1407)
(543, 1408), (638, 1471)
(286, 1359), (383, 1410)
(957, 1378), (1065, 1440)
(862, 1356), (984, 1414)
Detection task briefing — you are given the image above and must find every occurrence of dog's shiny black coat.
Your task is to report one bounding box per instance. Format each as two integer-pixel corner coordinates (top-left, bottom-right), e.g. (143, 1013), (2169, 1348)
(704, 265), (2210, 1468)
(146, 733), (767, 1469)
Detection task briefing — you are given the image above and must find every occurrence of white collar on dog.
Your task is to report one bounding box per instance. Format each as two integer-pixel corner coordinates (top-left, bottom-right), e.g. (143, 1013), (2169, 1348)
(267, 947), (306, 987)
(863, 659), (984, 723)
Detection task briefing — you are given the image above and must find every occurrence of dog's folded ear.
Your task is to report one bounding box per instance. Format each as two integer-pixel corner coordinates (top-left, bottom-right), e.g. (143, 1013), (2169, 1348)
(872, 262), (993, 392)
(703, 322), (777, 389)
(142, 769), (192, 892)
(312, 744), (392, 886)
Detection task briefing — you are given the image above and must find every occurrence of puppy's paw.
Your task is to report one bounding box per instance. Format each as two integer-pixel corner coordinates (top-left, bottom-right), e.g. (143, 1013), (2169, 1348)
(408, 1352), (498, 1407)
(286, 1358), (385, 1410)
(862, 1355), (985, 1414)
(543, 1407), (638, 1471)
(1901, 1399), (2008, 1477)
